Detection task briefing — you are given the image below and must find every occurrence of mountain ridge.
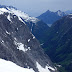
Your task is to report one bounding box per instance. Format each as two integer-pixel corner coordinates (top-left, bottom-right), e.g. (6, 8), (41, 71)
(37, 10), (67, 26)
(42, 14), (72, 72)
(0, 5), (57, 72)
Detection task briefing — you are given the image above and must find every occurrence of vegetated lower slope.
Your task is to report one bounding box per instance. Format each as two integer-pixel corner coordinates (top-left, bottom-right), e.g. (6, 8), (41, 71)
(42, 15), (72, 72)
(37, 10), (66, 25)
(0, 5), (57, 72)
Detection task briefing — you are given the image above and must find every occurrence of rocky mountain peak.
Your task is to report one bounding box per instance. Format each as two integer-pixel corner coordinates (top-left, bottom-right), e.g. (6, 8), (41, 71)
(0, 5), (57, 72)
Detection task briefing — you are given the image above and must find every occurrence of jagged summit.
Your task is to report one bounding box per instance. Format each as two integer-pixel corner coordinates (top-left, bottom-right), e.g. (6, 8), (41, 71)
(37, 10), (67, 25)
(0, 5), (39, 23)
(56, 10), (66, 16)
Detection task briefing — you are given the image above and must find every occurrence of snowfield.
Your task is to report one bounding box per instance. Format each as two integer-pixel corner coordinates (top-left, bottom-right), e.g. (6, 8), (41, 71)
(0, 59), (35, 72)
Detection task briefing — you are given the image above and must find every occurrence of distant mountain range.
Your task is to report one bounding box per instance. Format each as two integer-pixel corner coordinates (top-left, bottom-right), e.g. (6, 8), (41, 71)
(42, 14), (72, 72)
(65, 10), (72, 14)
(37, 10), (67, 26)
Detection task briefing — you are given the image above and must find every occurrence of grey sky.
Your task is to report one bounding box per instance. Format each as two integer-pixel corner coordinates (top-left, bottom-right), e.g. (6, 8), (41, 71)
(0, 0), (72, 17)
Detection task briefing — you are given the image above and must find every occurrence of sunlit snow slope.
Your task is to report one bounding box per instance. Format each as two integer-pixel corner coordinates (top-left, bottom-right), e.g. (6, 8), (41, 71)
(0, 59), (35, 72)
(0, 7), (39, 23)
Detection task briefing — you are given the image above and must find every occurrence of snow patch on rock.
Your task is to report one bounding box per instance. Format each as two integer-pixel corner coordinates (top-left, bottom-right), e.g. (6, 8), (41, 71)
(28, 39), (30, 42)
(28, 47), (31, 50)
(7, 14), (12, 22)
(14, 40), (31, 52)
(36, 62), (55, 72)
(36, 62), (50, 72)
(1, 40), (4, 43)
(6, 31), (10, 35)
(32, 34), (35, 39)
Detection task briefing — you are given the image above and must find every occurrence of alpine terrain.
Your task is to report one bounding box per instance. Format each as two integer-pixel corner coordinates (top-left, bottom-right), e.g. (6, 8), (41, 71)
(0, 5), (57, 72)
(0, 5), (50, 44)
(42, 14), (72, 72)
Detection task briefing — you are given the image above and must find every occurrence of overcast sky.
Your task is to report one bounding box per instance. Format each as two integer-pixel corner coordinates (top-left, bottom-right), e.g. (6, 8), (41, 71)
(0, 0), (72, 17)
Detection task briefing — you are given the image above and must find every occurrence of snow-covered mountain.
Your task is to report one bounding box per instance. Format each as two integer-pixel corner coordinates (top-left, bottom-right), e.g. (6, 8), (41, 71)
(0, 5), (57, 72)
(0, 5), (49, 43)
(56, 10), (66, 16)
(0, 5), (39, 23)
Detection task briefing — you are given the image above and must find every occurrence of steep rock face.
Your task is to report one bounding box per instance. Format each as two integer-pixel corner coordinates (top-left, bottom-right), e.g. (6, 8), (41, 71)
(0, 6), (57, 72)
(25, 20), (49, 43)
(42, 15), (72, 72)
(0, 5), (49, 44)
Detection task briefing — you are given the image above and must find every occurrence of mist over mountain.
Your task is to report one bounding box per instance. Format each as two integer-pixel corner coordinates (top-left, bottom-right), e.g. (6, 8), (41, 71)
(65, 10), (72, 14)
